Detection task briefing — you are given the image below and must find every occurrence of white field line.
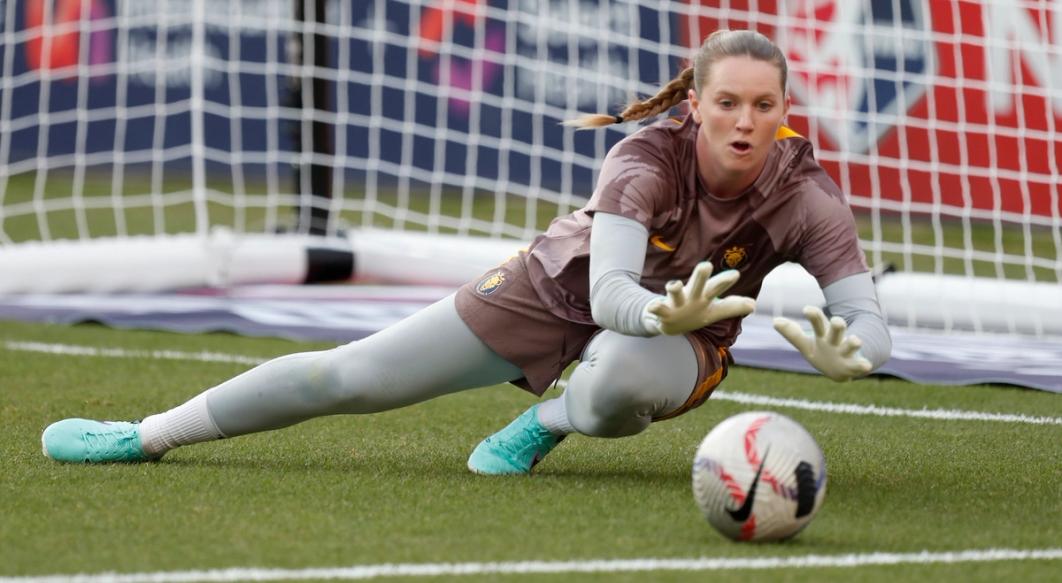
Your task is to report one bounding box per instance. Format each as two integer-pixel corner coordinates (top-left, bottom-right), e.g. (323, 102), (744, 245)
(3, 340), (268, 366)
(7, 340), (1062, 426)
(1, 549), (1060, 583)
(709, 390), (1062, 426)
(554, 379), (1062, 426)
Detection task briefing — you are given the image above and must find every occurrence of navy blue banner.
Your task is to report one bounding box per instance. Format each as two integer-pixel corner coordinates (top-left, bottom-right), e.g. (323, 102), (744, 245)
(5, 1), (675, 192)
(11, 1), (940, 182)
(5, 1), (292, 171)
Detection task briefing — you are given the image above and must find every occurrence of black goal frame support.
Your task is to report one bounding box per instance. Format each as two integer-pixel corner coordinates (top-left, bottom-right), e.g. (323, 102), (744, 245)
(290, 0), (333, 236)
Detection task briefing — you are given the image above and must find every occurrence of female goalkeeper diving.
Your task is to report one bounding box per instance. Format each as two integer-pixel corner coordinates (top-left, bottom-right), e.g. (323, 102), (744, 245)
(42, 29), (891, 473)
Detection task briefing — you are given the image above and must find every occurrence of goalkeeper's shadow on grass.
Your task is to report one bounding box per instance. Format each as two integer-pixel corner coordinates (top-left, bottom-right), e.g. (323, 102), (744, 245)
(528, 465), (689, 483)
(150, 453), (470, 478)
(149, 452), (361, 473)
(153, 453), (690, 483)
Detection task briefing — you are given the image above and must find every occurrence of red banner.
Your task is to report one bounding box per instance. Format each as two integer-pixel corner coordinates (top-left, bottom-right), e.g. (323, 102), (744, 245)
(680, 1), (1060, 218)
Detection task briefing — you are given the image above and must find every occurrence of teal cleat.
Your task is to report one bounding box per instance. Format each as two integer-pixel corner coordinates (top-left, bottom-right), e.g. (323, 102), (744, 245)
(41, 419), (158, 463)
(467, 405), (565, 475)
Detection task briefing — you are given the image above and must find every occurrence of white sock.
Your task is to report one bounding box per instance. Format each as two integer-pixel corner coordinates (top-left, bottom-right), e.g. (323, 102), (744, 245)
(537, 397), (575, 436)
(138, 393), (226, 455)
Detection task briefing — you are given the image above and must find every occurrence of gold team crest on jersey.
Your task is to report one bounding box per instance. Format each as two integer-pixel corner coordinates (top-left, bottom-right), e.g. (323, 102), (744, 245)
(723, 246), (748, 269)
(476, 271), (507, 296)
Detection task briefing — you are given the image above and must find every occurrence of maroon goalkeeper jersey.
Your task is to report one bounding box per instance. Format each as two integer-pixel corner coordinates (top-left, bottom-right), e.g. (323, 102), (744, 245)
(524, 113), (868, 348)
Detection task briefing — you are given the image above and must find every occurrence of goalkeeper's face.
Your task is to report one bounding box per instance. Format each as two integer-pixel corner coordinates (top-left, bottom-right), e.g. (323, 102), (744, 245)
(687, 56), (790, 196)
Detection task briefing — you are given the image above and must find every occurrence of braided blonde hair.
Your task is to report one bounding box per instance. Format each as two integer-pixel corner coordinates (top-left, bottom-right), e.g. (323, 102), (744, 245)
(564, 30), (787, 129)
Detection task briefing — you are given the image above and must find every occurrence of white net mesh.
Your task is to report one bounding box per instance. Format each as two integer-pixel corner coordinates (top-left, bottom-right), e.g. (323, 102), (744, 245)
(0, 0), (300, 243)
(1, 1), (1060, 331)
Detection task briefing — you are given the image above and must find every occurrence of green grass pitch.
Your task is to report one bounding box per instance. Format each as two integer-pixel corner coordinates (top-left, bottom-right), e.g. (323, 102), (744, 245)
(0, 319), (1059, 582)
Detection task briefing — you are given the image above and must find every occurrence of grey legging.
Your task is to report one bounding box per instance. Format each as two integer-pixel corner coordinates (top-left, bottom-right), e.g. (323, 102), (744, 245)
(205, 294), (700, 438)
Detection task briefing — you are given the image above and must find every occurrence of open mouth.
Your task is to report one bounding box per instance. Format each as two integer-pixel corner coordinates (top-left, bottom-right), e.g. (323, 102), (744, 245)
(730, 141), (752, 154)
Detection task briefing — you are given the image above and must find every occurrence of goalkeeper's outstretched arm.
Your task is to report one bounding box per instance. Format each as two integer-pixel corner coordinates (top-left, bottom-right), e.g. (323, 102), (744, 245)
(820, 272), (892, 370)
(587, 212), (660, 335)
(773, 272), (892, 382)
(588, 212), (755, 336)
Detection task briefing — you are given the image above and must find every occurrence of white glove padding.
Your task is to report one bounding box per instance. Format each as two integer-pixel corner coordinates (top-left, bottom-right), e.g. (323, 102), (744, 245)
(641, 262), (756, 336)
(773, 305), (873, 382)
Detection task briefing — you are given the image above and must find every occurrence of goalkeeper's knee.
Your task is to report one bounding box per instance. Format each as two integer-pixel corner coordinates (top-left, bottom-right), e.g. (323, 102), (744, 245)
(562, 334), (696, 438)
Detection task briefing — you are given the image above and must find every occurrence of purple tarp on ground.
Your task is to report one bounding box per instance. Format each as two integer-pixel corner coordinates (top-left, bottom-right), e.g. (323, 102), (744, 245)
(0, 285), (1059, 393)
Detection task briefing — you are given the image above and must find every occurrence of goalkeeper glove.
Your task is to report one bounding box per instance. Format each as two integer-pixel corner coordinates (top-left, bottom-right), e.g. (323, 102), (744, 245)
(641, 262), (756, 336)
(773, 305), (872, 382)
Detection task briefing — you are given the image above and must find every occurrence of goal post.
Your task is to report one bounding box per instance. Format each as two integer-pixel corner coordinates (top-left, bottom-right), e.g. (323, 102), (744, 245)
(0, 0), (1059, 338)
(289, 0), (333, 236)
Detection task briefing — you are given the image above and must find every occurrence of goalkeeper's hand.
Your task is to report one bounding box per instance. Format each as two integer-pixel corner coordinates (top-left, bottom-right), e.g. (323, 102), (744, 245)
(641, 262), (756, 336)
(773, 305), (873, 382)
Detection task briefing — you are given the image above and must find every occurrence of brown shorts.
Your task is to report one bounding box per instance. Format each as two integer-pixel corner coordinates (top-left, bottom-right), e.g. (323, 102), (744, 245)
(455, 257), (732, 420)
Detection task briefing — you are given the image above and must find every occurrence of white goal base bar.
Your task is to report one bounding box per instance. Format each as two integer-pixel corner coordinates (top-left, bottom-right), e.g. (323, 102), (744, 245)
(1, 231), (1059, 338)
(0, 229), (350, 294)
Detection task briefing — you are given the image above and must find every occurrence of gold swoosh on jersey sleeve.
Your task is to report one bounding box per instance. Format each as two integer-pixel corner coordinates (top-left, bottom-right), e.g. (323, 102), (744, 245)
(650, 235), (675, 252)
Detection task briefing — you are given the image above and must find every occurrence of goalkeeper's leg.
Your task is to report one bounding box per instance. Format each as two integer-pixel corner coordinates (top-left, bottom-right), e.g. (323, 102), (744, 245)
(467, 331), (723, 474)
(42, 294), (524, 463)
(561, 331), (708, 437)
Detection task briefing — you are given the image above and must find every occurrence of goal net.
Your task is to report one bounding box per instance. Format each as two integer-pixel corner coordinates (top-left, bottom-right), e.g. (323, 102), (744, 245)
(1, 0), (1059, 337)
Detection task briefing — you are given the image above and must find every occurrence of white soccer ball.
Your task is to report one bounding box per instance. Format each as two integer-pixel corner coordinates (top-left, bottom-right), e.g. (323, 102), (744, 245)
(691, 411), (827, 542)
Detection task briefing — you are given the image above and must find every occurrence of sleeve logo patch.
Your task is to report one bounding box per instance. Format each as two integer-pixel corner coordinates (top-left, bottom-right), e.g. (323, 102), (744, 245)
(723, 246), (748, 268)
(475, 271), (507, 296)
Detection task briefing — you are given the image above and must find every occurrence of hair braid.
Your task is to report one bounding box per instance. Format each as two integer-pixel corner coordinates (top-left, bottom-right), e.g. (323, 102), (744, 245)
(562, 67), (694, 129)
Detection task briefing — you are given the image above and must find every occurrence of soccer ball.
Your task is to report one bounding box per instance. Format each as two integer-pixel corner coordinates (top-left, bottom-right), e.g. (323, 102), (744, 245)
(691, 411), (827, 542)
